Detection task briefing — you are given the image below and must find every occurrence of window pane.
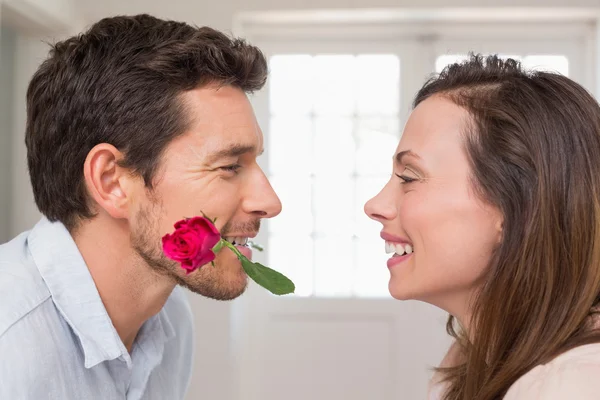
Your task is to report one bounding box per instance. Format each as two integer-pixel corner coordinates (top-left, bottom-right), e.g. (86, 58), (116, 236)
(269, 55), (313, 115)
(314, 176), (353, 235)
(314, 235), (354, 296)
(354, 237), (391, 297)
(314, 55), (356, 116)
(356, 117), (400, 176)
(523, 55), (569, 76)
(268, 235), (314, 297)
(268, 116), (313, 174)
(269, 175), (313, 235)
(313, 117), (355, 175)
(356, 55), (400, 115)
(268, 51), (403, 298)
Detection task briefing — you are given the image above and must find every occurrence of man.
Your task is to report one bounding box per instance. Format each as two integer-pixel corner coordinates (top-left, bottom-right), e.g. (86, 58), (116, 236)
(0, 14), (281, 399)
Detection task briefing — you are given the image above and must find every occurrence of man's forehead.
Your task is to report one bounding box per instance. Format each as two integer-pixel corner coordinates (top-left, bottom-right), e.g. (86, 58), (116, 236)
(177, 105), (265, 163)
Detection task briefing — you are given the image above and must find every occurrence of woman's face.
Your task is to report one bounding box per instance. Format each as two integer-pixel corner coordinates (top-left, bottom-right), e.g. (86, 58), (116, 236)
(364, 95), (503, 317)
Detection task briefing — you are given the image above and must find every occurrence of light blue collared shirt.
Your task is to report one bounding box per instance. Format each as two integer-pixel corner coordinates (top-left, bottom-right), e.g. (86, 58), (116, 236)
(0, 217), (194, 399)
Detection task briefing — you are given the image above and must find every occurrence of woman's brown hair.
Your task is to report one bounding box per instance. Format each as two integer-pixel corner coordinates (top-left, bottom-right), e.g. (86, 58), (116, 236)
(415, 54), (600, 399)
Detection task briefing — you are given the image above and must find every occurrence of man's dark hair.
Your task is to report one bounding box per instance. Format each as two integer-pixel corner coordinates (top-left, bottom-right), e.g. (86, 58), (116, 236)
(25, 14), (268, 230)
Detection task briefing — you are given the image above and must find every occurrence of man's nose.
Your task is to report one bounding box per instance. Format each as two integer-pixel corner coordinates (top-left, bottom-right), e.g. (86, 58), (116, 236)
(242, 167), (282, 218)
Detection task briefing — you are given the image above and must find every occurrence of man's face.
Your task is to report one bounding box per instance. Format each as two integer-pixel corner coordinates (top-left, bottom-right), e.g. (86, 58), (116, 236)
(130, 85), (282, 300)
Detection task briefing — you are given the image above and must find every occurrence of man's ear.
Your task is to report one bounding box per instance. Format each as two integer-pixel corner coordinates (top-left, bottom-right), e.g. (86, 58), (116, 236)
(83, 143), (137, 220)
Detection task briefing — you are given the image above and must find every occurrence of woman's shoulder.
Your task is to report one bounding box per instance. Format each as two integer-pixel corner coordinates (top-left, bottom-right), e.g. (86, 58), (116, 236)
(504, 343), (600, 399)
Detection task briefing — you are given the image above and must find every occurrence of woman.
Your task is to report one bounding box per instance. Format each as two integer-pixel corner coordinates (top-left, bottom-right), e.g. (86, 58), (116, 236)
(364, 54), (600, 399)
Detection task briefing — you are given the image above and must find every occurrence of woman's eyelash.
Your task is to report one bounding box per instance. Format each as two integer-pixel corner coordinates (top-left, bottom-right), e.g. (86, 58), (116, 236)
(221, 164), (242, 174)
(395, 173), (417, 184)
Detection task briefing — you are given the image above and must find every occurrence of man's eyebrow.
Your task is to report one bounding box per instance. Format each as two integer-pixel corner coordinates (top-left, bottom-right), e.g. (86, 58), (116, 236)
(205, 143), (263, 164)
(395, 150), (421, 165)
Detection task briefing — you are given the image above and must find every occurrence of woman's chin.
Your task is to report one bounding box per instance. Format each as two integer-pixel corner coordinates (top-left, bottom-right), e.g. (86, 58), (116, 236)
(388, 281), (416, 300)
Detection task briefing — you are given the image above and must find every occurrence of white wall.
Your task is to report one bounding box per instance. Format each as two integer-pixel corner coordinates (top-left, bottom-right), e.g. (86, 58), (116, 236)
(184, 296), (236, 400)
(9, 33), (51, 236)
(0, 24), (14, 243)
(1, 0), (81, 237)
(76, 0), (600, 32)
(2, 0), (84, 34)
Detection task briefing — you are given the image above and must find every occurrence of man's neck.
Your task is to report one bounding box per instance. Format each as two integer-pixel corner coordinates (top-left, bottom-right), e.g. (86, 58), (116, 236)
(72, 217), (176, 352)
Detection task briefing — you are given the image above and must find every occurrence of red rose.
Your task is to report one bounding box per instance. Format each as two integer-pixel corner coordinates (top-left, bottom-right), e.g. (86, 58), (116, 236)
(162, 216), (221, 274)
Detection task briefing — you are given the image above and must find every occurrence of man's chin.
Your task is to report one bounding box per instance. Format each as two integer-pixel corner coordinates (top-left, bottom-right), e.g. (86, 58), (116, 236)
(176, 259), (249, 301)
(182, 277), (248, 301)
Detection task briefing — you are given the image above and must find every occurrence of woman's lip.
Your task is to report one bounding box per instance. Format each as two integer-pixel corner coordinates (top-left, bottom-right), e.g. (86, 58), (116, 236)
(380, 231), (412, 245)
(387, 253), (412, 268)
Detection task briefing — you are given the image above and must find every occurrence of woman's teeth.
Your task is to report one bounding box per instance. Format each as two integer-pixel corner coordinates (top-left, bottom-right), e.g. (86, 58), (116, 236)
(224, 237), (249, 246)
(385, 241), (413, 256)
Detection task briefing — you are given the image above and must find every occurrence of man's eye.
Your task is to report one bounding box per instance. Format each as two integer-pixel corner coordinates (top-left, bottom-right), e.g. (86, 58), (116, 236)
(220, 164), (242, 174)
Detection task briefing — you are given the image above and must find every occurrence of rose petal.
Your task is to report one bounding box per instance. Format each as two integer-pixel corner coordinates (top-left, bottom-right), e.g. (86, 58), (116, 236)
(163, 216), (222, 273)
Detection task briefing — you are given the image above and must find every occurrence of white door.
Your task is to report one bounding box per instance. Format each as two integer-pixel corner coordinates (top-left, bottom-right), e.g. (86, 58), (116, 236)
(231, 37), (452, 400)
(231, 19), (594, 400)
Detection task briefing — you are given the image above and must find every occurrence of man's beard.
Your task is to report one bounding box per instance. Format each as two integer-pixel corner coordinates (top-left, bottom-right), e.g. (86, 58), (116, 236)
(130, 202), (253, 301)
(219, 219), (261, 240)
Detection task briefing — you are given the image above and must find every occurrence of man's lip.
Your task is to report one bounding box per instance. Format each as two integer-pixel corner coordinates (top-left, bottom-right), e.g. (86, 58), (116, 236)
(236, 245), (252, 260)
(221, 232), (258, 239)
(380, 231), (412, 245)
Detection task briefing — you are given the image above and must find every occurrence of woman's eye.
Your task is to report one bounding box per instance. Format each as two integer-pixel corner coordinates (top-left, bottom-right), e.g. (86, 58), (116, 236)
(395, 166), (421, 184)
(395, 174), (417, 184)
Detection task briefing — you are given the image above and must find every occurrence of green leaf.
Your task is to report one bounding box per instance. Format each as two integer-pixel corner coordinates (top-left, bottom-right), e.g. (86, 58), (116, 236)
(219, 240), (295, 295)
(240, 258), (295, 295)
(212, 239), (226, 254)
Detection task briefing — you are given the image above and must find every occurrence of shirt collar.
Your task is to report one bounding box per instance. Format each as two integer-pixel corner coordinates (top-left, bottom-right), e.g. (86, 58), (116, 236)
(28, 217), (125, 368)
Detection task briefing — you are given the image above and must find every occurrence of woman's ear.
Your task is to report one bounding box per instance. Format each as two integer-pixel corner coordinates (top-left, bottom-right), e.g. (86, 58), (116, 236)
(495, 215), (504, 245)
